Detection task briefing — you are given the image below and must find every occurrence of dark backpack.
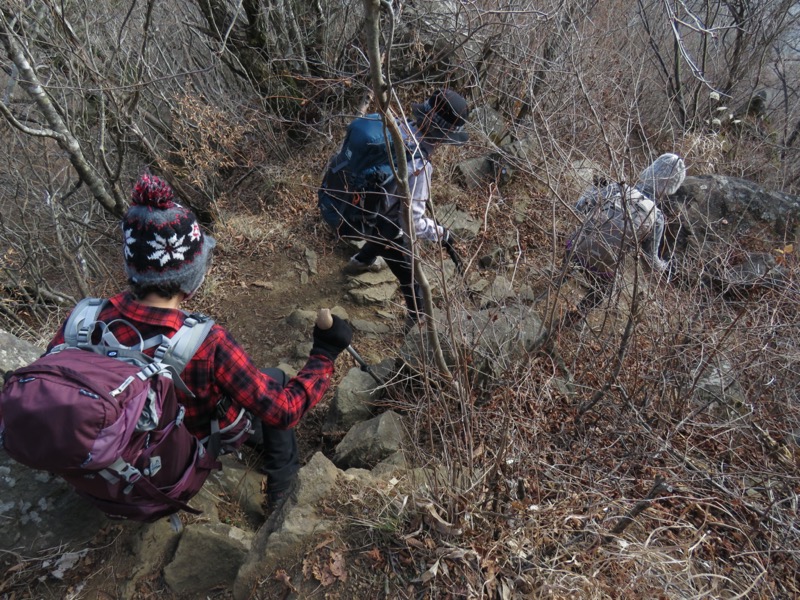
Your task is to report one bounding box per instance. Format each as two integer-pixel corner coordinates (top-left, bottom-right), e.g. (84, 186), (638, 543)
(319, 114), (427, 235)
(0, 298), (223, 522)
(570, 186), (658, 275)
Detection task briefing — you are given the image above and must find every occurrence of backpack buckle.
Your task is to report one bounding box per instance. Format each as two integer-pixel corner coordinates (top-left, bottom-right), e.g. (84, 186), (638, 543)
(102, 458), (142, 489)
(76, 328), (91, 346)
(115, 462), (141, 484)
(184, 312), (210, 325)
(138, 362), (165, 380)
(175, 405), (185, 427)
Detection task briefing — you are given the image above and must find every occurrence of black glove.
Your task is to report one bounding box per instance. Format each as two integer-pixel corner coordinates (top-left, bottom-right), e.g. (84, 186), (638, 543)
(441, 229), (463, 274)
(311, 315), (353, 361)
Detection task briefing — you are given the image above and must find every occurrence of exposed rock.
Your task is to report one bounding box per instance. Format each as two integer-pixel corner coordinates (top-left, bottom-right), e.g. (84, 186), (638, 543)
(348, 269), (397, 286)
(211, 455), (266, 524)
(121, 518), (181, 600)
(234, 452), (341, 600)
(394, 0), (483, 79)
(351, 318), (392, 335)
(667, 175), (800, 291)
(348, 282), (399, 305)
(456, 155), (495, 189)
(164, 523), (253, 595)
(468, 277), (491, 295)
(400, 305), (547, 387)
(480, 275), (515, 307)
(285, 308), (317, 329)
(323, 367), (384, 434)
(288, 306), (350, 331)
(479, 247), (505, 269)
(0, 462), (109, 554)
(0, 329), (41, 376)
(492, 137), (538, 182)
(692, 358), (748, 421)
(512, 198), (531, 224)
(671, 175), (800, 243)
(333, 411), (408, 469)
(714, 252), (785, 291)
(305, 248), (318, 275)
(439, 203), (481, 239)
(294, 341), (314, 358)
(569, 159), (604, 192)
(372, 451), (409, 477)
(470, 106), (509, 145)
(330, 305), (350, 321)
(518, 284), (537, 302)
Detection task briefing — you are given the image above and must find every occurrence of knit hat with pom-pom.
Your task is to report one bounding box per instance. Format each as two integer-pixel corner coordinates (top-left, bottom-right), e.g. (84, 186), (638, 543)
(122, 173), (216, 296)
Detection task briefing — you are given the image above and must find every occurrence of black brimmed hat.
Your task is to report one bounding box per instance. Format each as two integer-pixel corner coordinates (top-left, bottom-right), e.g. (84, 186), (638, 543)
(411, 89), (470, 145)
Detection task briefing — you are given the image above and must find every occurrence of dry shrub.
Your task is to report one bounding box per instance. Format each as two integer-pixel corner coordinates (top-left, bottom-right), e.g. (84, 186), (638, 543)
(170, 90), (252, 190)
(342, 221), (799, 598)
(677, 131), (728, 176)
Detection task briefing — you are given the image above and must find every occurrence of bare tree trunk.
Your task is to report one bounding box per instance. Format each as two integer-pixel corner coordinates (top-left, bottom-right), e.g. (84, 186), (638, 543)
(362, 0), (452, 380)
(0, 12), (126, 217)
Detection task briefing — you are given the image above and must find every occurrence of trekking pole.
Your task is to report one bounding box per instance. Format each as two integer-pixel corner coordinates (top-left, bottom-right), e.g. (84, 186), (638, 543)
(316, 309), (384, 386)
(443, 237), (464, 275)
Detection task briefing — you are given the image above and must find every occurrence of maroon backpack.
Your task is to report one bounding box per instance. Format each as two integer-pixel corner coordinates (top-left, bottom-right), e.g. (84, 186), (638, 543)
(0, 298), (225, 522)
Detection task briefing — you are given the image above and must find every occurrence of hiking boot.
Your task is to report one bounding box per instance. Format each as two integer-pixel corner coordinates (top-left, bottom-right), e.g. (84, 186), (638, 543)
(265, 476), (298, 512)
(343, 255), (386, 275)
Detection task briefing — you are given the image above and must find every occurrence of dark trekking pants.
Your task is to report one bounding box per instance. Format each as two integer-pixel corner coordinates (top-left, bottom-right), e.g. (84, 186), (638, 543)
(255, 368), (299, 494)
(354, 237), (425, 322)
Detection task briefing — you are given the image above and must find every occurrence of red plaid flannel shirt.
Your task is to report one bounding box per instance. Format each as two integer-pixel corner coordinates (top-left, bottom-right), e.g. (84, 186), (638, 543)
(46, 292), (334, 438)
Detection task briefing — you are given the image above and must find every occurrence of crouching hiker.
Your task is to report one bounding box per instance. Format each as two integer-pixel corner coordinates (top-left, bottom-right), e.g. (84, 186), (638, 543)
(317, 90), (470, 328)
(0, 173), (352, 521)
(563, 153), (686, 325)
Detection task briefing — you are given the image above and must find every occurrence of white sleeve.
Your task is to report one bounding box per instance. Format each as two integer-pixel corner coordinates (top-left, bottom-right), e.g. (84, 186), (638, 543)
(408, 159), (444, 242)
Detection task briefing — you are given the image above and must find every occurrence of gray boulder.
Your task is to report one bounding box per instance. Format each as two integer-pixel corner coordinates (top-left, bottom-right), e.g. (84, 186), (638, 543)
(394, 0), (483, 78)
(323, 366), (384, 434)
(400, 305), (547, 386)
(668, 175), (800, 291)
(693, 358), (748, 421)
(333, 411), (408, 469)
(439, 203), (481, 239)
(233, 452), (341, 600)
(164, 523), (253, 595)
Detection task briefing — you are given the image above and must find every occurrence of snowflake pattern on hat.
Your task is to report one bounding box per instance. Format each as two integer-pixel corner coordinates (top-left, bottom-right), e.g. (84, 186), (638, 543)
(147, 233), (191, 266)
(123, 228), (136, 259)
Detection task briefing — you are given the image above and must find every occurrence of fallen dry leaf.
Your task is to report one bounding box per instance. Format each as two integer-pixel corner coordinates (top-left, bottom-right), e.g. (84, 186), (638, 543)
(329, 550), (348, 582)
(274, 569), (296, 592)
(363, 547), (384, 565)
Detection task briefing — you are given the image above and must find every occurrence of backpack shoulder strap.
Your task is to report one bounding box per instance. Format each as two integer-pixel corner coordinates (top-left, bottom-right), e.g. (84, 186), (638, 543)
(151, 313), (215, 375)
(132, 313), (214, 398)
(62, 297), (108, 349)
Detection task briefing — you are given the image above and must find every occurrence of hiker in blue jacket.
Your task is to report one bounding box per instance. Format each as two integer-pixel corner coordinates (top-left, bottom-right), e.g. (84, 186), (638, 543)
(318, 90), (470, 328)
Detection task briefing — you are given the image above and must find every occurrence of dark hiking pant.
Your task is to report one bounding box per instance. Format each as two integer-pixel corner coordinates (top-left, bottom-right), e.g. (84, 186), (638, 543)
(354, 237), (425, 322)
(256, 368), (299, 494)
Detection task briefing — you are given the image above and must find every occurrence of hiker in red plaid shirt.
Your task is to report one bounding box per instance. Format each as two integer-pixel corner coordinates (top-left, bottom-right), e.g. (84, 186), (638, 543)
(48, 173), (352, 509)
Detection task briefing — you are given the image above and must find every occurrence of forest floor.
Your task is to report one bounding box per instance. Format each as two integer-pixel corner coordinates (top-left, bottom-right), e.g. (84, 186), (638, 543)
(4, 157), (798, 599)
